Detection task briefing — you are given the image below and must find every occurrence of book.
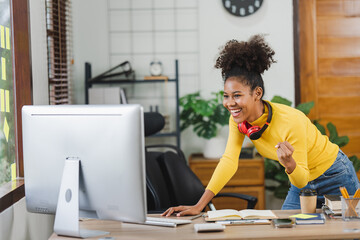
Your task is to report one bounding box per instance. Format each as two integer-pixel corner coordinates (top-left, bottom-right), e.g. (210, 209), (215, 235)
(205, 209), (277, 221)
(291, 213), (325, 225)
(324, 195), (341, 211)
(322, 205), (342, 218)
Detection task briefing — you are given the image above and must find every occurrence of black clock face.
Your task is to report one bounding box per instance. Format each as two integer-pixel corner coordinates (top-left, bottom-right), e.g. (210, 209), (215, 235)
(222, 0), (264, 17)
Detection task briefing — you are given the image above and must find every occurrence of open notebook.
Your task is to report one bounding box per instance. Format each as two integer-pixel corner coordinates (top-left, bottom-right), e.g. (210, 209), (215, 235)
(206, 209), (277, 221)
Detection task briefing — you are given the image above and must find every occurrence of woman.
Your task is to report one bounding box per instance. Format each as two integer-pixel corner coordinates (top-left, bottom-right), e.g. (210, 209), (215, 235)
(162, 34), (359, 217)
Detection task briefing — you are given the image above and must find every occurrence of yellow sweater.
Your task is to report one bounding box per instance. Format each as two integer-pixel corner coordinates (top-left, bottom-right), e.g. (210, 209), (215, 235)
(206, 101), (339, 195)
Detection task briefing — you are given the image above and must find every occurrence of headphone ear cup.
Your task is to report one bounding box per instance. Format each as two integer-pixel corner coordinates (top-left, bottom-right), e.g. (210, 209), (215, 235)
(238, 122), (248, 134)
(247, 126), (262, 140)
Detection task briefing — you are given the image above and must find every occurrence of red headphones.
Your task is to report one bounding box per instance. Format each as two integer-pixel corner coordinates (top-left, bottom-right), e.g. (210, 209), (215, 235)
(238, 101), (272, 140)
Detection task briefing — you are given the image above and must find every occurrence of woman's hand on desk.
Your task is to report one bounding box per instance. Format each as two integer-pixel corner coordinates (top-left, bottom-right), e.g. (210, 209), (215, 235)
(162, 188), (215, 217)
(161, 205), (202, 217)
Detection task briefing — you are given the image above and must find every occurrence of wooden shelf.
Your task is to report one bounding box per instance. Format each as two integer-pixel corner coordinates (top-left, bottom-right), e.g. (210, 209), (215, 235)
(189, 154), (265, 210)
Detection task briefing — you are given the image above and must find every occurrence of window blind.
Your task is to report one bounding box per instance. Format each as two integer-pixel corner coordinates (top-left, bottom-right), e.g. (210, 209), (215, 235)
(46, 0), (72, 104)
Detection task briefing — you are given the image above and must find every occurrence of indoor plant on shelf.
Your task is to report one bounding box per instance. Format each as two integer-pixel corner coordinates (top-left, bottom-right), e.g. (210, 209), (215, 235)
(179, 91), (230, 158)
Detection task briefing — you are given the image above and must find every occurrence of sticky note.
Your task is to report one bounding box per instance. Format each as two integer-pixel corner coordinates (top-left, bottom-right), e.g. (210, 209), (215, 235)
(289, 214), (316, 219)
(3, 117), (9, 142)
(5, 90), (9, 112)
(11, 163), (16, 189)
(11, 162), (16, 181)
(6, 27), (10, 50)
(0, 25), (4, 49)
(1, 57), (6, 80)
(0, 89), (4, 112)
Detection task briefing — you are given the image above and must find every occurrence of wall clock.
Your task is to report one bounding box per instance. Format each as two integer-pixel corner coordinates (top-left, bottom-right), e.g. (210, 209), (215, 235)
(222, 0), (264, 17)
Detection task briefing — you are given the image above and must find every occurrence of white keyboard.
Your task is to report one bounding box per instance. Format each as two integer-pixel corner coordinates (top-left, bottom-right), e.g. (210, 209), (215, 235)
(145, 217), (192, 227)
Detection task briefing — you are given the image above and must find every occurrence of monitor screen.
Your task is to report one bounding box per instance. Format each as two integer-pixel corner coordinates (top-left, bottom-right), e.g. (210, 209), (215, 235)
(22, 104), (147, 235)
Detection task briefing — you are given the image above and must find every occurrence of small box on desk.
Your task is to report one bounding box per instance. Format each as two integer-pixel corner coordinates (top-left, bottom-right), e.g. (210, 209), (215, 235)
(341, 196), (360, 221)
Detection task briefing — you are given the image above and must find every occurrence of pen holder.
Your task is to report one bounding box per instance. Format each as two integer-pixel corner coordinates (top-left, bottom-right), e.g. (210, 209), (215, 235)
(341, 196), (360, 221)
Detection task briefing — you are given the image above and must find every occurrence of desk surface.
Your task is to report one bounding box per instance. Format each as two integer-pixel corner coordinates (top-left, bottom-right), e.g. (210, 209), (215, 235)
(49, 210), (360, 240)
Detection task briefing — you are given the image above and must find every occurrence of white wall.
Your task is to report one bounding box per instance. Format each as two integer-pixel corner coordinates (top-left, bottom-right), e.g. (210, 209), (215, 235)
(72, 0), (109, 104)
(198, 0), (294, 99)
(29, 0), (49, 105)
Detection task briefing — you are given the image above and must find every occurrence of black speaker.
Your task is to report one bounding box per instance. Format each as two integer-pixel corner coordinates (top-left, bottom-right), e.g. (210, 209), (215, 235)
(144, 112), (165, 136)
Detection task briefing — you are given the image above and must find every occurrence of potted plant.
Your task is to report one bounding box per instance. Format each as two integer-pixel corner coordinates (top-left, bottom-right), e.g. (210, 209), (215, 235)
(179, 91), (230, 158)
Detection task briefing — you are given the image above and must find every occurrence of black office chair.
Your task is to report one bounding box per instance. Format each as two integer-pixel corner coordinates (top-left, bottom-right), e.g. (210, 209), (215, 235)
(143, 113), (258, 213)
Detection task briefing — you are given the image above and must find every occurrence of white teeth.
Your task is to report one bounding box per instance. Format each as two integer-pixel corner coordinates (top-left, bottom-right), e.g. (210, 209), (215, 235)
(230, 109), (241, 113)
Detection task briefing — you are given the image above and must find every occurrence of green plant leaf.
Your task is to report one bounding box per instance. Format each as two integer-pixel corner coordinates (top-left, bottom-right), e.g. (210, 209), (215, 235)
(264, 158), (290, 199)
(179, 92), (200, 110)
(271, 96), (292, 106)
(193, 121), (217, 139)
(213, 90), (224, 103)
(180, 109), (202, 131)
(179, 90), (229, 138)
(327, 122), (349, 147)
(192, 99), (214, 116)
(333, 136), (349, 148)
(295, 101), (314, 115)
(274, 171), (288, 182)
(210, 104), (230, 126)
(274, 183), (290, 199)
(349, 155), (360, 172)
(327, 122), (338, 142)
(313, 120), (326, 135)
(264, 158), (280, 178)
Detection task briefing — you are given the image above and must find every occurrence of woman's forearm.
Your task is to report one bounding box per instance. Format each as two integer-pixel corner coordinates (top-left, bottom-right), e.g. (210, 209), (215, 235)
(194, 189), (215, 211)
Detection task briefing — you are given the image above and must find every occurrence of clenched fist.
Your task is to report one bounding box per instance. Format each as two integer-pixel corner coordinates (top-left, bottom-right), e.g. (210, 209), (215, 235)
(275, 141), (296, 174)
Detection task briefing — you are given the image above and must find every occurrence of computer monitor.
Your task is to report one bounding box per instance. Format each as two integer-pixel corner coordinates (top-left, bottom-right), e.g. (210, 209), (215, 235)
(22, 104), (147, 238)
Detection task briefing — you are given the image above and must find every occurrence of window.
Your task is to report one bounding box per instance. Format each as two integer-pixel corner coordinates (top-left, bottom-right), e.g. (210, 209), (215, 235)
(0, 0), (31, 212)
(0, 0), (16, 186)
(46, 0), (73, 105)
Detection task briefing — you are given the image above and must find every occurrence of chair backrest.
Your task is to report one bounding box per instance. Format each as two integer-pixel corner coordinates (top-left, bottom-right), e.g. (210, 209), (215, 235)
(160, 151), (205, 205)
(145, 150), (174, 211)
(145, 145), (204, 212)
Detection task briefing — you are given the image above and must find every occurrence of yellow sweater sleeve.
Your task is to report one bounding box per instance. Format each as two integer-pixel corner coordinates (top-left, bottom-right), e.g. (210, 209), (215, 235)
(284, 117), (309, 188)
(205, 116), (244, 195)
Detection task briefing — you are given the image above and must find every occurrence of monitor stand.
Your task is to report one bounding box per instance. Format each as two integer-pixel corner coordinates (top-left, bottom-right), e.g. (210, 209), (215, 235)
(53, 158), (109, 238)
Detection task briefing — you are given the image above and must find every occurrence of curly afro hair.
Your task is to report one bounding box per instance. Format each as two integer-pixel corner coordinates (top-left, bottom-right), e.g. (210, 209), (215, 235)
(215, 34), (276, 76)
(214, 34), (276, 98)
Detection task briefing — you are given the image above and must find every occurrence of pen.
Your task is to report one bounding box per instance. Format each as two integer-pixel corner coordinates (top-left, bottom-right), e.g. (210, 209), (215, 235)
(189, 213), (204, 220)
(216, 220), (255, 224)
(216, 219), (269, 225)
(229, 221), (255, 225)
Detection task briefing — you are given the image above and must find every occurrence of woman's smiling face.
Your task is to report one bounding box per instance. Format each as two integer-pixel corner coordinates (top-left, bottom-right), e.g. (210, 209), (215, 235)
(223, 77), (261, 124)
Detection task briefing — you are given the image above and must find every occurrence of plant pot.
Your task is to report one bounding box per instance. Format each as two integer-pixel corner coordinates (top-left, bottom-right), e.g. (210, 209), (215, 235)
(203, 137), (226, 159)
